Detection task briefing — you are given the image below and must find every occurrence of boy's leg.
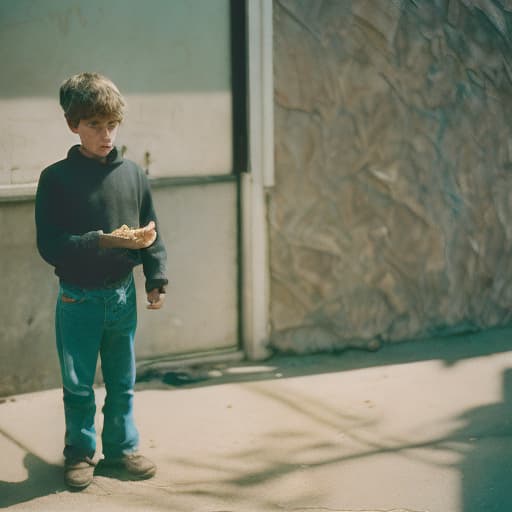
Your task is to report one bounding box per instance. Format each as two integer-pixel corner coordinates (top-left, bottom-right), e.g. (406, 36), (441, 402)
(55, 285), (104, 488)
(100, 276), (156, 479)
(100, 276), (139, 458)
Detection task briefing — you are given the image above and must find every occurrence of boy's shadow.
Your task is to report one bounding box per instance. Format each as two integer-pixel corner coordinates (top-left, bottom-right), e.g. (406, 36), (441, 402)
(0, 452), (65, 508)
(455, 368), (512, 512)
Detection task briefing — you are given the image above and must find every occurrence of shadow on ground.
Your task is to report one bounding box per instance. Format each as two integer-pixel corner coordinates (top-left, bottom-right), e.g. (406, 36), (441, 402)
(136, 326), (512, 390)
(148, 365), (512, 512)
(456, 367), (512, 512)
(134, 327), (512, 511)
(0, 448), (64, 508)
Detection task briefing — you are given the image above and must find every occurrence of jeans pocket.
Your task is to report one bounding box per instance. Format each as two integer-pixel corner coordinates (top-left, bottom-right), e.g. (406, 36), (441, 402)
(61, 294), (79, 304)
(59, 286), (86, 305)
(60, 293), (85, 304)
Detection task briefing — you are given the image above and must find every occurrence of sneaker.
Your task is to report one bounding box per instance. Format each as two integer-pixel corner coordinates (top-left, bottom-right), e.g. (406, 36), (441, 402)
(64, 457), (95, 490)
(102, 452), (156, 479)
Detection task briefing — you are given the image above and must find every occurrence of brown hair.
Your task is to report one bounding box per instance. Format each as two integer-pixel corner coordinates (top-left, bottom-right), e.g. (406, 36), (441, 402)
(59, 72), (125, 127)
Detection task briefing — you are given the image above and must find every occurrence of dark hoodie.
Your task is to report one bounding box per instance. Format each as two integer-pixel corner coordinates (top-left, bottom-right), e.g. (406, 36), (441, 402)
(35, 145), (168, 292)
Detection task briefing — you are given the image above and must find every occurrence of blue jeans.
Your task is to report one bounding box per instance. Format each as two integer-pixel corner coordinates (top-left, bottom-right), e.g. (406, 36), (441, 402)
(55, 273), (139, 461)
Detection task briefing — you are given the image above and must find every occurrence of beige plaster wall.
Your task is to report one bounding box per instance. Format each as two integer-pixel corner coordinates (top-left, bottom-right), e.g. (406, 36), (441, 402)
(270, 0), (512, 353)
(0, 182), (239, 396)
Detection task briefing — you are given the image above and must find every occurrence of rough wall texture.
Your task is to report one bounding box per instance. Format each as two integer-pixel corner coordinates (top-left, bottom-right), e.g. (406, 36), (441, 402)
(270, 0), (512, 353)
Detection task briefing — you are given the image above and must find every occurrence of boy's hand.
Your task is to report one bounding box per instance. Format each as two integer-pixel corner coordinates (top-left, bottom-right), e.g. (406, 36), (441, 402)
(128, 221), (157, 249)
(147, 288), (165, 310)
(100, 221), (157, 249)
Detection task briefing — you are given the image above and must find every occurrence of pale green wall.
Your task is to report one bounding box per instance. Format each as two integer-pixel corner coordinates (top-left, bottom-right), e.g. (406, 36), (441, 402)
(0, 0), (230, 96)
(0, 0), (232, 183)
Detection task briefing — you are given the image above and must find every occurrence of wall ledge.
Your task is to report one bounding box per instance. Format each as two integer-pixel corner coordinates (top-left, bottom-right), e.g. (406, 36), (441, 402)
(0, 183), (38, 203)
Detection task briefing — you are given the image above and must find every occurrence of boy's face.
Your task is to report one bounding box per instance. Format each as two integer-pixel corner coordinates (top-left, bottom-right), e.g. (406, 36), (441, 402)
(68, 116), (120, 162)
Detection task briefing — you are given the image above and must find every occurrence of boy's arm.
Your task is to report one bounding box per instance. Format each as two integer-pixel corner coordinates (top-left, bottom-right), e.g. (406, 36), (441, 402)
(35, 171), (103, 266)
(138, 174), (168, 295)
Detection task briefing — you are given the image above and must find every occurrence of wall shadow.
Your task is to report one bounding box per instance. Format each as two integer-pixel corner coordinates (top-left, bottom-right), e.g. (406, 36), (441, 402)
(456, 367), (512, 512)
(136, 326), (512, 390)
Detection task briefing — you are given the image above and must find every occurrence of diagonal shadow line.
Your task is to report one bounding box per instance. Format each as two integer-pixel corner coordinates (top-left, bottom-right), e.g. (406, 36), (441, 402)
(241, 382), (394, 457)
(0, 424), (31, 453)
(242, 381), (369, 428)
(165, 427), (474, 490)
(227, 434), (473, 488)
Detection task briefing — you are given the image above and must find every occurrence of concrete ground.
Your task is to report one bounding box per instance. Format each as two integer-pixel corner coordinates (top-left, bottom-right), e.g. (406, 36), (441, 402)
(2, 328), (512, 512)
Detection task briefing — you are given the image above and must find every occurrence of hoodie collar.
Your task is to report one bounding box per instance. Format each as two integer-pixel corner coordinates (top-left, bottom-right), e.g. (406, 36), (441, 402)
(67, 145), (124, 166)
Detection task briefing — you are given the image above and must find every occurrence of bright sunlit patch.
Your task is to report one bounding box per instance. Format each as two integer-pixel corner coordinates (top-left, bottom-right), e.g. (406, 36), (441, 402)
(225, 365), (277, 375)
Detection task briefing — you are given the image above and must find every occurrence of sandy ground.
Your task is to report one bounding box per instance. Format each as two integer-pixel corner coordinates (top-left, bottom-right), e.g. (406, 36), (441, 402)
(2, 328), (512, 512)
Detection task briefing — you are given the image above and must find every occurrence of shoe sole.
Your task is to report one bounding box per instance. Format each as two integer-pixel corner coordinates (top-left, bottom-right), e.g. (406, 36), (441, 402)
(65, 478), (93, 491)
(133, 467), (156, 479)
(97, 461), (156, 480)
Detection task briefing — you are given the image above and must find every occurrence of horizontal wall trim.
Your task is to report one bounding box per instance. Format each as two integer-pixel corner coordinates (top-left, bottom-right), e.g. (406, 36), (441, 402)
(0, 174), (237, 204)
(149, 174), (237, 188)
(0, 183), (38, 203)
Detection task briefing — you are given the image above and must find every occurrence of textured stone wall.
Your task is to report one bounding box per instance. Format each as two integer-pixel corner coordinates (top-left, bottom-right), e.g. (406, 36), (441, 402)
(270, 0), (512, 353)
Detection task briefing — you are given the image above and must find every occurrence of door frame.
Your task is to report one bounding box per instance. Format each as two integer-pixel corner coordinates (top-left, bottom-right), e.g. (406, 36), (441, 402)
(241, 0), (274, 360)
(140, 0), (274, 365)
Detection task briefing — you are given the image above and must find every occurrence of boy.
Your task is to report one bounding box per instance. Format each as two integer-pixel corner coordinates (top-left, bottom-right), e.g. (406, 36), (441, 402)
(35, 72), (168, 490)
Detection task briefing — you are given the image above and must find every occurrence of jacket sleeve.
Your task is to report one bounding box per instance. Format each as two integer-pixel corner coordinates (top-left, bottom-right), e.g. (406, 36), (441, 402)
(138, 173), (168, 293)
(35, 168), (102, 268)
